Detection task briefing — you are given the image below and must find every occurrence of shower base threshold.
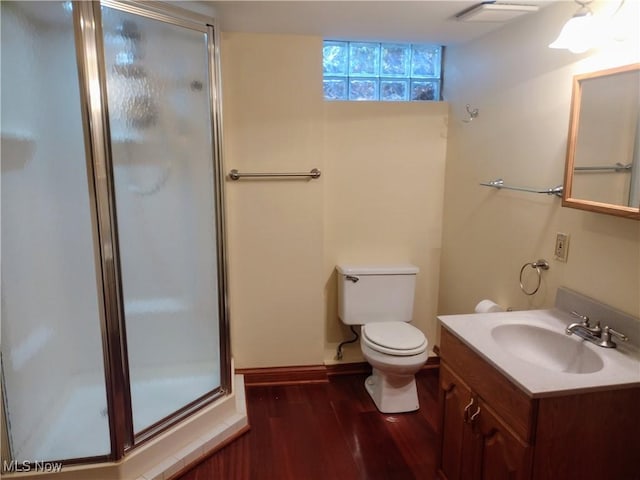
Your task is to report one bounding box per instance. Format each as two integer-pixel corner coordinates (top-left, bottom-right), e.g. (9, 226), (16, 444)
(15, 363), (221, 462)
(3, 374), (248, 480)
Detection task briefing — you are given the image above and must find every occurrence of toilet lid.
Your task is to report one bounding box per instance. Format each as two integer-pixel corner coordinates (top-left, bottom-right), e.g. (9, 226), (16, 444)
(362, 322), (427, 356)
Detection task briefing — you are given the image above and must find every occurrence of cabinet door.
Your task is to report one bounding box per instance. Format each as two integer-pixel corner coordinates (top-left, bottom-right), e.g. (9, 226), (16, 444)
(439, 363), (474, 480)
(471, 398), (532, 480)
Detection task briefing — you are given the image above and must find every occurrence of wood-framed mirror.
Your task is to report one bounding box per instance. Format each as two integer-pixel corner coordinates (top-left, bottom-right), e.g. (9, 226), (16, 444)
(562, 63), (640, 220)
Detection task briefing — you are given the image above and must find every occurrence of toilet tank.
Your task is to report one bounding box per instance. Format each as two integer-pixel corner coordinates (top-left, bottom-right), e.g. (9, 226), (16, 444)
(336, 264), (419, 325)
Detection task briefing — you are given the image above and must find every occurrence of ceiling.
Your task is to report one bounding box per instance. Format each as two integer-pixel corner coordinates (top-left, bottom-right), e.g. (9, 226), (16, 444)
(208, 1), (556, 46)
(6, 1), (557, 46)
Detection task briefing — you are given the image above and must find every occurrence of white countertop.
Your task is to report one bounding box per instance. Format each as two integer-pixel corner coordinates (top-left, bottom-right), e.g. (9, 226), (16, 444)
(438, 309), (640, 398)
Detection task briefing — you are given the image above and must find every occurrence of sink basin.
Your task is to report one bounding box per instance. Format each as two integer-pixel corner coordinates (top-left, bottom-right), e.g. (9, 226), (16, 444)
(440, 308), (640, 396)
(491, 324), (604, 374)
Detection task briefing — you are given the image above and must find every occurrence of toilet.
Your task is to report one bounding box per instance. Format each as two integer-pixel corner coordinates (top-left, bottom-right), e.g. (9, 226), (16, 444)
(336, 264), (428, 413)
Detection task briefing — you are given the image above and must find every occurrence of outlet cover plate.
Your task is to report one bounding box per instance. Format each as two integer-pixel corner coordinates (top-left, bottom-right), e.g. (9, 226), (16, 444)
(555, 232), (569, 262)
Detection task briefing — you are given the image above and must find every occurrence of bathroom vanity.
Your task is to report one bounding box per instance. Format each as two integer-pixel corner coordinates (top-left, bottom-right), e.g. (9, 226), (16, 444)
(437, 307), (640, 480)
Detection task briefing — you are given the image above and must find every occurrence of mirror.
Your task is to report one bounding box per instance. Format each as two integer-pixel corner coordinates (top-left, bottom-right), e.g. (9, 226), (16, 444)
(562, 63), (640, 220)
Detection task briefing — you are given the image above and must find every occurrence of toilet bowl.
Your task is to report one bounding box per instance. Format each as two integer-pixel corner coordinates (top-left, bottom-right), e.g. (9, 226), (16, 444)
(336, 264), (429, 413)
(361, 321), (428, 413)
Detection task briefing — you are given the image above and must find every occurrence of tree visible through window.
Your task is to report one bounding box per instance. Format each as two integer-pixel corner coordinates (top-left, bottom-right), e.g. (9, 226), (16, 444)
(323, 41), (443, 101)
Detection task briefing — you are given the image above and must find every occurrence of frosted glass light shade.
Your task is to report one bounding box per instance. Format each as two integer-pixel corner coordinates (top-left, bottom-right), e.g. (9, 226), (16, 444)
(549, 12), (598, 54)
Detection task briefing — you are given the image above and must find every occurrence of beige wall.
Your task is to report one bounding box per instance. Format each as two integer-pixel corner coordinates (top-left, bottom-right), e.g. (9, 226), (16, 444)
(221, 32), (448, 368)
(323, 102), (448, 362)
(439, 1), (640, 334)
(221, 32), (325, 368)
(222, 1), (639, 368)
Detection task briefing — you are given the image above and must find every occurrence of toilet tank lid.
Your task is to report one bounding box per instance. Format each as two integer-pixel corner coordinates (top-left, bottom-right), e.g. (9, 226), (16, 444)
(336, 264), (419, 275)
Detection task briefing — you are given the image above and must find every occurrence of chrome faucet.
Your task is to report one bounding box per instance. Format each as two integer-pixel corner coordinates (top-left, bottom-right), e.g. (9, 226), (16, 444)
(565, 311), (601, 337)
(565, 311), (628, 348)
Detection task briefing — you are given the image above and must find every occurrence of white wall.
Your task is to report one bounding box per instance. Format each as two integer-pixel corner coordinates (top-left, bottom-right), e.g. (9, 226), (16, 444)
(439, 1), (640, 330)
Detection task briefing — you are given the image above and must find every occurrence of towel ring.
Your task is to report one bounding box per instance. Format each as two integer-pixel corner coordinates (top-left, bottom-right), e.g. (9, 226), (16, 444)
(519, 259), (549, 296)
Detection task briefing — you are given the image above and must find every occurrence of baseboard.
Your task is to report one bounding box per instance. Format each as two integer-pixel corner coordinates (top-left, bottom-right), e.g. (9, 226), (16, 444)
(326, 362), (371, 376)
(237, 365), (329, 386)
(239, 356), (440, 386)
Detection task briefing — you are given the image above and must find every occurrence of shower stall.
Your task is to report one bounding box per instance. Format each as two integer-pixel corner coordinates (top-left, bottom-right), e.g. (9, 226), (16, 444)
(1, 0), (229, 468)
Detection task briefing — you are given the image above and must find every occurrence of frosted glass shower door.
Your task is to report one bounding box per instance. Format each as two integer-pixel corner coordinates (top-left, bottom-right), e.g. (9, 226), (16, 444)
(1, 1), (111, 462)
(101, 6), (222, 434)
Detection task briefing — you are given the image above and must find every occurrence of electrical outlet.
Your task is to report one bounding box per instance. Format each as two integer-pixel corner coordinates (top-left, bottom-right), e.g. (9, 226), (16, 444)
(555, 232), (569, 262)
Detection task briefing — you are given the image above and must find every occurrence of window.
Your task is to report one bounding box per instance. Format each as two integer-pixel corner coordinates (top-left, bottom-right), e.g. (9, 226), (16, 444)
(323, 41), (443, 101)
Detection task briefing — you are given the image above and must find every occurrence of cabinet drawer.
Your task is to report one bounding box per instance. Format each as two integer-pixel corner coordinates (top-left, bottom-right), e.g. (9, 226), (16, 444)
(440, 328), (535, 442)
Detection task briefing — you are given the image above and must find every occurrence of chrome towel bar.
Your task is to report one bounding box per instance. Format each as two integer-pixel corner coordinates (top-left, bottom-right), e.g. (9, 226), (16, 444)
(574, 162), (631, 172)
(229, 168), (321, 180)
(480, 179), (563, 197)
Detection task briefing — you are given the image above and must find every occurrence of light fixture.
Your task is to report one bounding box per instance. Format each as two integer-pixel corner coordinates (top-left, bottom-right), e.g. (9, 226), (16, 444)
(549, 0), (601, 54)
(455, 3), (539, 23)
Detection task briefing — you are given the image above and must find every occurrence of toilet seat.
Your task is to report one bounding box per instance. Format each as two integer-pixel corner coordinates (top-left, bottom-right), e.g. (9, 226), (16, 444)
(362, 322), (427, 356)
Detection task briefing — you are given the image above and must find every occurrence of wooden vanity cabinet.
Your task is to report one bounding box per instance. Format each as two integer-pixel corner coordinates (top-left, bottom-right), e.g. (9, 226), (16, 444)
(472, 388), (532, 480)
(439, 363), (473, 480)
(439, 363), (531, 480)
(438, 327), (640, 480)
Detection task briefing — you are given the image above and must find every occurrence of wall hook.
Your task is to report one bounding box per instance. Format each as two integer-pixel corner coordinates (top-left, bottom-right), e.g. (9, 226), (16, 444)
(462, 104), (479, 123)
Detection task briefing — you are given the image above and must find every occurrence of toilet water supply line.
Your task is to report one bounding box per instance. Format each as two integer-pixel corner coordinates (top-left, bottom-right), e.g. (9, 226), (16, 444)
(336, 326), (359, 360)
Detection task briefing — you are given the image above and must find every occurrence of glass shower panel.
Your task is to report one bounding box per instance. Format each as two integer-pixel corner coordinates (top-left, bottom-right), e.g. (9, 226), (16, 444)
(101, 6), (221, 433)
(1, 1), (111, 461)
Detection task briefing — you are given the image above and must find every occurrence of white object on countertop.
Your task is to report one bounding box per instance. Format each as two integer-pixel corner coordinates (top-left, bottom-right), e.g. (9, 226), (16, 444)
(475, 299), (505, 313)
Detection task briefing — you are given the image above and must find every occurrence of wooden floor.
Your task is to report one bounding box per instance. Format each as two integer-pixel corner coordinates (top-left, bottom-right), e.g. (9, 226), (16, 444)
(177, 369), (441, 480)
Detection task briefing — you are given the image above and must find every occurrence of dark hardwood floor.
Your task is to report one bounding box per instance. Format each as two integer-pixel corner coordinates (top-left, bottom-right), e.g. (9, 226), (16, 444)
(177, 369), (441, 480)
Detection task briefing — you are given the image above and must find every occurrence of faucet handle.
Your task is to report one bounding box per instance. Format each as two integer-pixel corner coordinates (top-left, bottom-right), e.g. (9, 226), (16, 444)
(571, 311), (591, 325)
(599, 326), (628, 348)
(604, 326), (628, 342)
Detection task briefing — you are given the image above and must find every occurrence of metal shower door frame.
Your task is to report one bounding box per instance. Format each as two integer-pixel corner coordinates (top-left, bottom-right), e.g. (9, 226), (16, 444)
(73, 0), (230, 462)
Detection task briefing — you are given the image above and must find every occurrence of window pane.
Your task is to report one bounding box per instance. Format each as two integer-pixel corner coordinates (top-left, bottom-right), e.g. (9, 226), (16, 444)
(381, 44), (410, 77)
(380, 79), (409, 101)
(323, 41), (348, 75)
(411, 80), (439, 101)
(323, 40), (442, 102)
(349, 42), (380, 77)
(411, 45), (441, 78)
(349, 79), (378, 100)
(323, 77), (347, 100)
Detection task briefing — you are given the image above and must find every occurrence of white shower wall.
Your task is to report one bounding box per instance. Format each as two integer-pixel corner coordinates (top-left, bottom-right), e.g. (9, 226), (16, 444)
(1, 3), (109, 460)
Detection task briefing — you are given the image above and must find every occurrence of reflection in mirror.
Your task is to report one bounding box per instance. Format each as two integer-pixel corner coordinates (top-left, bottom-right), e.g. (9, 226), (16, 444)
(563, 63), (640, 220)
